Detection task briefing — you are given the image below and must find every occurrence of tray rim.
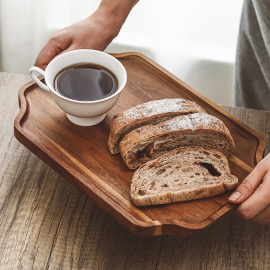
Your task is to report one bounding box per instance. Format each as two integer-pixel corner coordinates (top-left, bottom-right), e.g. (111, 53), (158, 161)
(14, 52), (265, 237)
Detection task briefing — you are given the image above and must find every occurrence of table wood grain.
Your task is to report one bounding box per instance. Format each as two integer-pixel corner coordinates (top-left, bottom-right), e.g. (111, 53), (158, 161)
(1, 72), (270, 269)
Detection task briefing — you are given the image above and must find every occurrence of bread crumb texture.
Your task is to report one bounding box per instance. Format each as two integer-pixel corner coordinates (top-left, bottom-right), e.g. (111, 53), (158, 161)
(121, 113), (235, 169)
(130, 146), (238, 206)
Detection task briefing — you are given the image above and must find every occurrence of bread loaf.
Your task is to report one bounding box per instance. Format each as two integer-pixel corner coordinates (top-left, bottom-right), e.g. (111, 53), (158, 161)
(131, 146), (238, 206)
(108, 98), (206, 154)
(120, 113), (235, 169)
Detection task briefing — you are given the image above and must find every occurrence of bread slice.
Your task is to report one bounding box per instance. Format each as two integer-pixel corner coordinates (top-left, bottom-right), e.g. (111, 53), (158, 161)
(131, 146), (238, 206)
(108, 98), (206, 154)
(120, 113), (235, 169)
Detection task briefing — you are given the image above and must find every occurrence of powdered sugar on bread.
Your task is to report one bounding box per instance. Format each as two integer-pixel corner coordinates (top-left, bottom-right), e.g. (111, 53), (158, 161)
(108, 98), (206, 154)
(118, 98), (202, 121)
(149, 113), (224, 134)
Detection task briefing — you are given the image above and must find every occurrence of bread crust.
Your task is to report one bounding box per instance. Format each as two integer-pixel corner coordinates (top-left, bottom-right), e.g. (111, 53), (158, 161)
(108, 98), (206, 154)
(130, 146), (238, 206)
(120, 113), (235, 169)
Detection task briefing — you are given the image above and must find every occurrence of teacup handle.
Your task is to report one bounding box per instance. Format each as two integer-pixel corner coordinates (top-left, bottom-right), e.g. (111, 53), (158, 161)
(29, 67), (50, 91)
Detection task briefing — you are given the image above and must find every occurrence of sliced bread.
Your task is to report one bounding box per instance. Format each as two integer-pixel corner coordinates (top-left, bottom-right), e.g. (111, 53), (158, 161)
(130, 146), (238, 206)
(120, 113), (235, 169)
(108, 98), (206, 154)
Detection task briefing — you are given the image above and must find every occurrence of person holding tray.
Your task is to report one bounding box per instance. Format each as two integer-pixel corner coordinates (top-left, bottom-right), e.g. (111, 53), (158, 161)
(34, 0), (270, 225)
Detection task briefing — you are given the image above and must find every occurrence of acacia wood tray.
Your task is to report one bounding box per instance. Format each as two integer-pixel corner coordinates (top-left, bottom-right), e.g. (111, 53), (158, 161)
(14, 52), (265, 237)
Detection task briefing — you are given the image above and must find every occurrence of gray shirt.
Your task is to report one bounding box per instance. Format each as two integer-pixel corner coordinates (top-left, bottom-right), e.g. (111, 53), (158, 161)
(235, 0), (270, 111)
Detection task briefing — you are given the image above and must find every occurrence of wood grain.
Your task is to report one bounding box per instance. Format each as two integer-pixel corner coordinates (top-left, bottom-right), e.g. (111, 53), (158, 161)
(1, 70), (270, 269)
(14, 53), (264, 237)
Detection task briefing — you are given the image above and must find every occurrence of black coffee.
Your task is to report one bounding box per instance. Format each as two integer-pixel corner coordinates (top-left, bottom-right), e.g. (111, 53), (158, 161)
(54, 64), (118, 101)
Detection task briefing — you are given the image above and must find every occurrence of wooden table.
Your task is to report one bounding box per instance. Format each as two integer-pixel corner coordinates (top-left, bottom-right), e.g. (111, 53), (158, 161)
(1, 72), (270, 269)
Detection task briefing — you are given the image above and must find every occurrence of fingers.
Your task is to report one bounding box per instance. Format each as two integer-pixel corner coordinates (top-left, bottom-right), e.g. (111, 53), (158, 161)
(34, 32), (72, 70)
(33, 14), (116, 70)
(236, 171), (270, 220)
(228, 154), (270, 204)
(251, 205), (270, 224)
(228, 154), (270, 223)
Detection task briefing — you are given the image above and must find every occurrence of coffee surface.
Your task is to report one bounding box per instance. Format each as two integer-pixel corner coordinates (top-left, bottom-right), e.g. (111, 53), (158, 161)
(54, 64), (118, 101)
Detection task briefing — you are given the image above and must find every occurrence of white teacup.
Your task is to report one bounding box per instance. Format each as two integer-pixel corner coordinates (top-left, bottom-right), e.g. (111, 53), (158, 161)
(29, 49), (127, 126)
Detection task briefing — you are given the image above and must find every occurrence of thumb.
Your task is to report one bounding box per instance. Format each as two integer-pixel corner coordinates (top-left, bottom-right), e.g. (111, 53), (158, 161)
(228, 162), (266, 204)
(35, 32), (72, 70)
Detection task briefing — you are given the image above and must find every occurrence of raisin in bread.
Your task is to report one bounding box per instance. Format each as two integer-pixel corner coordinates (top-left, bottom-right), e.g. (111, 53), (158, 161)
(131, 146), (238, 206)
(120, 113), (235, 169)
(108, 98), (206, 154)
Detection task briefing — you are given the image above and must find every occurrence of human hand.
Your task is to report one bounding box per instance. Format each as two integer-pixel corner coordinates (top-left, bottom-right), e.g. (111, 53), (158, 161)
(228, 152), (270, 224)
(35, 11), (120, 71)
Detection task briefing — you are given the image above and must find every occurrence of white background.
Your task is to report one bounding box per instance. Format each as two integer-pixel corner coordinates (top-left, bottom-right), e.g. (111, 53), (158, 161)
(0, 0), (244, 105)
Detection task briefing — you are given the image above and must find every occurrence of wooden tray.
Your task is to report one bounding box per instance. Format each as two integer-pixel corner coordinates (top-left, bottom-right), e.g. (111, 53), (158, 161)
(14, 52), (265, 237)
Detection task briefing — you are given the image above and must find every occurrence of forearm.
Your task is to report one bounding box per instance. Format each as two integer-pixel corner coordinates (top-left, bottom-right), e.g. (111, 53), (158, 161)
(94, 0), (139, 38)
